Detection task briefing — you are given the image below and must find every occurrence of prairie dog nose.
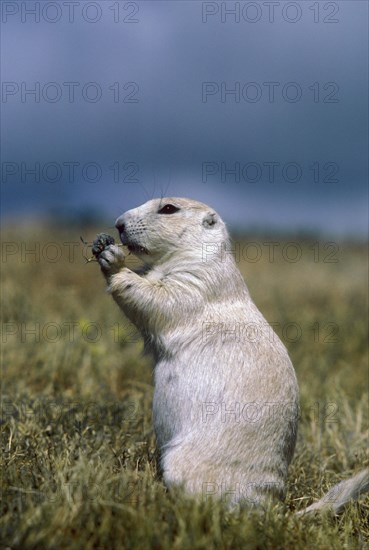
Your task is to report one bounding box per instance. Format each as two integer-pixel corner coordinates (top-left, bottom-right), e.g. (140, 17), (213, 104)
(115, 216), (125, 233)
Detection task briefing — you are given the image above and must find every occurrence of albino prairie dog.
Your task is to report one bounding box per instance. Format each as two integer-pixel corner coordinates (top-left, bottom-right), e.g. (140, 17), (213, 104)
(95, 197), (369, 513)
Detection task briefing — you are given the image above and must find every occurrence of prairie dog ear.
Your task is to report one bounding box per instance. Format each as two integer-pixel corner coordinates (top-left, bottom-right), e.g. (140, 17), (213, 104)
(202, 211), (218, 228)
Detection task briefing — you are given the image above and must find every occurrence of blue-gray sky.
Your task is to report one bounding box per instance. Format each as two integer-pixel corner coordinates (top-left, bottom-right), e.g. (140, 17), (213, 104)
(1, 1), (368, 236)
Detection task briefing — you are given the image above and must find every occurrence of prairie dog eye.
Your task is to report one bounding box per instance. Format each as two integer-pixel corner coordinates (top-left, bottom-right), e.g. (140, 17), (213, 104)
(158, 204), (180, 214)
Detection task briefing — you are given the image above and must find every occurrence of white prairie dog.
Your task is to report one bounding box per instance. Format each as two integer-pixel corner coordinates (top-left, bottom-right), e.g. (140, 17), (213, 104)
(95, 197), (369, 513)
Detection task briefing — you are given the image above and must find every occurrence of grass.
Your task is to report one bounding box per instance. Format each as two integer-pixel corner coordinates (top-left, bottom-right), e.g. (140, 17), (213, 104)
(1, 223), (368, 549)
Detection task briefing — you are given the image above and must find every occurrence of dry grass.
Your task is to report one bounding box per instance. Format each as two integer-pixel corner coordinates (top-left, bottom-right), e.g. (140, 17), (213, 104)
(1, 224), (368, 549)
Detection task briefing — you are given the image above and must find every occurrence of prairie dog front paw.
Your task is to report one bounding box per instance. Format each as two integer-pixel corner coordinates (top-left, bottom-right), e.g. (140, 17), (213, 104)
(98, 245), (125, 275)
(92, 233), (125, 276)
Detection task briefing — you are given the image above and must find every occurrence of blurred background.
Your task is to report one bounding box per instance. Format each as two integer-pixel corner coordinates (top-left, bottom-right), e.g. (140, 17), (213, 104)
(1, 0), (367, 237)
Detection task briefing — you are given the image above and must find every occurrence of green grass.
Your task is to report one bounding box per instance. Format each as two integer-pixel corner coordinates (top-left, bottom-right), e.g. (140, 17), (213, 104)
(1, 224), (368, 549)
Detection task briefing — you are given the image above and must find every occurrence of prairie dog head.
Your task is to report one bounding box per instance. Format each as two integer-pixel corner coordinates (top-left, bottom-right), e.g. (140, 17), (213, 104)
(115, 197), (229, 265)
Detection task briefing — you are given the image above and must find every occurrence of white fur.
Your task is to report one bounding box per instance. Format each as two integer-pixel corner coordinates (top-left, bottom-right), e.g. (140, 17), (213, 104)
(97, 197), (368, 513)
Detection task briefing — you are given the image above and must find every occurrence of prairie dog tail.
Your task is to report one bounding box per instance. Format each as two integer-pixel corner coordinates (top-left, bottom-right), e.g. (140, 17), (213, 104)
(296, 469), (369, 515)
